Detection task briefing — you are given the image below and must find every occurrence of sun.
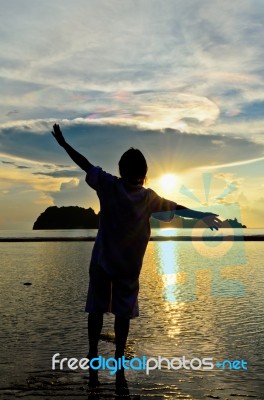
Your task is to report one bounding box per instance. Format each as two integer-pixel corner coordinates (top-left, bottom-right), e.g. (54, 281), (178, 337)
(159, 173), (178, 196)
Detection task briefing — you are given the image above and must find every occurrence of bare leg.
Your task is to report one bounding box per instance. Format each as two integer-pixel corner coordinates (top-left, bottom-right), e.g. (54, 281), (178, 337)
(88, 312), (103, 386)
(114, 315), (130, 387)
(114, 315), (130, 357)
(88, 312), (103, 357)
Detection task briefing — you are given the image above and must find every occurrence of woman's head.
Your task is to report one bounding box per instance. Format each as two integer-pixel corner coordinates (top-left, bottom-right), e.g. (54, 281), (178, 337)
(119, 148), (148, 185)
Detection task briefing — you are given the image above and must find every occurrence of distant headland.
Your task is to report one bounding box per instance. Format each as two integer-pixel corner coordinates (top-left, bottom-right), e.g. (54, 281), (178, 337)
(33, 206), (246, 230)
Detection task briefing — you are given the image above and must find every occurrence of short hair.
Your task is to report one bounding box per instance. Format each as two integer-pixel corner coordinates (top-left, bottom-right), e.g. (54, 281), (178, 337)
(118, 148), (148, 183)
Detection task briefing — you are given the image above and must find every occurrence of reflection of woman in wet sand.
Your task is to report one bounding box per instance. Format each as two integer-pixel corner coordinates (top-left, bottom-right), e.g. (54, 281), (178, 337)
(52, 123), (221, 387)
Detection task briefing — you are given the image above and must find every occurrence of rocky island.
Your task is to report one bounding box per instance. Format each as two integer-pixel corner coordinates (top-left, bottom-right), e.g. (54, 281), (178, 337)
(33, 206), (99, 229)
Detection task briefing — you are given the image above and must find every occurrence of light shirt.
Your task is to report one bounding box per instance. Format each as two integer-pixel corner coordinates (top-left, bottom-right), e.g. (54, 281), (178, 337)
(86, 166), (177, 279)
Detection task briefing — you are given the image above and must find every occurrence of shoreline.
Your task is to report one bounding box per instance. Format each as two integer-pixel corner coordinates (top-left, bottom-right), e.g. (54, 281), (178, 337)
(0, 235), (263, 242)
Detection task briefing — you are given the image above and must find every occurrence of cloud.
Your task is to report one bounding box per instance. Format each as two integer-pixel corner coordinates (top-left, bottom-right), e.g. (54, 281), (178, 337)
(211, 140), (225, 146)
(49, 177), (99, 212)
(33, 169), (83, 178)
(60, 179), (79, 190)
(2, 159), (33, 169)
(2, 160), (15, 165)
(199, 156), (264, 170)
(1, 120), (264, 175)
(1, 1), (264, 140)
(6, 110), (19, 116)
(215, 172), (243, 187)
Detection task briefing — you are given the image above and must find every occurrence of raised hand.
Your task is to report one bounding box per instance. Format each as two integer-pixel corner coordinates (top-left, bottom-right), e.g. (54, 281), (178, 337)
(51, 124), (66, 147)
(202, 213), (222, 231)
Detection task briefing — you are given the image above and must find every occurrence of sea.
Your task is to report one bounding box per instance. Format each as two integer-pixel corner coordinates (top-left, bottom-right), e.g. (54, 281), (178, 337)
(0, 228), (263, 399)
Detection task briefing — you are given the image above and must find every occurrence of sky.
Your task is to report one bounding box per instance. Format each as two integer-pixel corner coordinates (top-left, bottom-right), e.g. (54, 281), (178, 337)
(0, 0), (263, 229)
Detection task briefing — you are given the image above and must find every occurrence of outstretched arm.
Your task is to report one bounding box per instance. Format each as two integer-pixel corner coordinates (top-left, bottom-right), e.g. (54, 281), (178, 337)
(175, 205), (222, 231)
(51, 124), (93, 173)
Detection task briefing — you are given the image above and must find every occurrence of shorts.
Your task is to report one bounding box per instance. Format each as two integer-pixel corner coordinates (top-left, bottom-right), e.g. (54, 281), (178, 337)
(85, 264), (139, 319)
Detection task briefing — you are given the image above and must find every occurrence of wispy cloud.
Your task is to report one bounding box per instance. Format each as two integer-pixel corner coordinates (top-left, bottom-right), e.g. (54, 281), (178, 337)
(198, 156), (264, 170)
(33, 170), (83, 178)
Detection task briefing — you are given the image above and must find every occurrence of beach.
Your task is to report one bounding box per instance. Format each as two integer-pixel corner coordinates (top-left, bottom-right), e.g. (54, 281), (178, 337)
(0, 232), (263, 399)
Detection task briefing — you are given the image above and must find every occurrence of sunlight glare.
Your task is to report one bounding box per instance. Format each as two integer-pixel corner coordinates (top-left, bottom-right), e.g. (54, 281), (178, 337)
(159, 173), (178, 195)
